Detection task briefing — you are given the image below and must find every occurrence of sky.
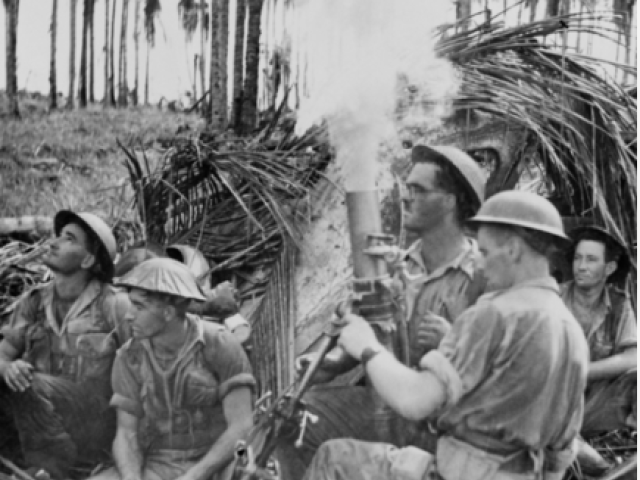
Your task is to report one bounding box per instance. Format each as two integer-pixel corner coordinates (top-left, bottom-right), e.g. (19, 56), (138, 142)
(0, 0), (636, 108)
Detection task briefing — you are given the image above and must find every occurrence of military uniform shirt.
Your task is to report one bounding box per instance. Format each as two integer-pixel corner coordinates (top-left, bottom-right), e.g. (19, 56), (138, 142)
(420, 277), (589, 470)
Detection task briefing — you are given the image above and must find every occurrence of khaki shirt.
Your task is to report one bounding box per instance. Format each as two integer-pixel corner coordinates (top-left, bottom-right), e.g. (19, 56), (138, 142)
(111, 315), (256, 455)
(403, 238), (483, 365)
(420, 277), (589, 470)
(560, 281), (637, 362)
(1, 279), (130, 398)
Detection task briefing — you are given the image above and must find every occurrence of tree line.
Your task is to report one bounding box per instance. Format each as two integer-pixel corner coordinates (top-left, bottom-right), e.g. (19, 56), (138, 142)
(2, 0), (264, 133)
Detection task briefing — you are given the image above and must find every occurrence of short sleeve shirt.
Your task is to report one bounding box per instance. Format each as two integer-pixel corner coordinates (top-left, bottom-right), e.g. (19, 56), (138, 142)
(560, 281), (637, 362)
(402, 238), (484, 365)
(420, 277), (589, 460)
(0, 279), (130, 393)
(110, 315), (256, 453)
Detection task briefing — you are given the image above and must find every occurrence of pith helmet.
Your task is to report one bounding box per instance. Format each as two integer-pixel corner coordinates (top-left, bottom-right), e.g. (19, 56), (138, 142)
(568, 225), (631, 284)
(54, 211), (117, 282)
(467, 190), (570, 244)
(411, 145), (486, 211)
(116, 257), (207, 301)
(165, 244), (212, 290)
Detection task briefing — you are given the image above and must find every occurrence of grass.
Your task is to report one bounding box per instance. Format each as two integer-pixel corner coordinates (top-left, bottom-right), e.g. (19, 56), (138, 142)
(0, 95), (204, 224)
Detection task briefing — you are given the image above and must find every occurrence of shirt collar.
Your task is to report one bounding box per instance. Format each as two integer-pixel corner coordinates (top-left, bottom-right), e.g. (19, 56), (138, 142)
(483, 276), (560, 301)
(562, 280), (612, 312)
(42, 278), (104, 334)
(406, 238), (477, 280)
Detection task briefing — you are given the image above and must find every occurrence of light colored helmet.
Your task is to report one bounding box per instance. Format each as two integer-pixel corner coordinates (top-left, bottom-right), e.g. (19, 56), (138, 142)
(411, 145), (486, 211)
(54, 211), (117, 282)
(165, 244), (212, 290)
(115, 257), (207, 301)
(467, 190), (569, 243)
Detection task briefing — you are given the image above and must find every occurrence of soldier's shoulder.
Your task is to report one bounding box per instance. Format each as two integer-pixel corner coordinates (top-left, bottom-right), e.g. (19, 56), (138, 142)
(118, 338), (145, 366)
(607, 284), (629, 299)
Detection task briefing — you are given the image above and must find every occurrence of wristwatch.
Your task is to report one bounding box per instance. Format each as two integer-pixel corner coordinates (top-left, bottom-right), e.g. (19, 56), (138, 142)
(360, 344), (385, 366)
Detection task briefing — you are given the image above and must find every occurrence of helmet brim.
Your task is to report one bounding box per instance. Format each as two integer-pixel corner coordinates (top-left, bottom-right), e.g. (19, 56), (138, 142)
(54, 210), (115, 283)
(467, 215), (571, 245)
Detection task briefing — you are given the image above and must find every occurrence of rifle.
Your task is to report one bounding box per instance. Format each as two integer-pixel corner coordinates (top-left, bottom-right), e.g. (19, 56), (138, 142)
(231, 313), (346, 480)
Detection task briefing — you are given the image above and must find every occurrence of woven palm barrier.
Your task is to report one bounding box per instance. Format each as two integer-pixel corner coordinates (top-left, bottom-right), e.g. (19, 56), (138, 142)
(120, 123), (330, 390)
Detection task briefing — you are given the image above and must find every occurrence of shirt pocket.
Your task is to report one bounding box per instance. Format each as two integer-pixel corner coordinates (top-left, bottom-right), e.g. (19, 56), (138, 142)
(24, 325), (52, 373)
(183, 367), (219, 407)
(75, 331), (118, 381)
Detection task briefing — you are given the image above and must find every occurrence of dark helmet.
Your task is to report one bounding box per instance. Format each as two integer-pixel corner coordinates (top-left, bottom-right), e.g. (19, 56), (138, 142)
(411, 145), (486, 212)
(54, 211), (117, 282)
(567, 225), (632, 285)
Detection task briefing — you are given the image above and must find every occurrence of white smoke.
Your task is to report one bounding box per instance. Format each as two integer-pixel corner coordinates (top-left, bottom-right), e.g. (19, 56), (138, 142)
(294, 0), (460, 192)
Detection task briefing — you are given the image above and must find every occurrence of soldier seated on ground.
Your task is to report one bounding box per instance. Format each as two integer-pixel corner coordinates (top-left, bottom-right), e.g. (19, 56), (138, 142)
(0, 211), (130, 480)
(88, 258), (255, 480)
(302, 191), (589, 480)
(559, 225), (637, 472)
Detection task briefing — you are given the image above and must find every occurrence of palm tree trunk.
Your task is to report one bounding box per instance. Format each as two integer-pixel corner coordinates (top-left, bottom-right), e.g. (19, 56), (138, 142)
(456, 0), (471, 32)
(529, 0), (538, 22)
(68, 0), (77, 109)
(209, 0), (223, 127)
(89, 0), (95, 103)
(241, 0), (264, 133)
(200, 1), (208, 116)
(104, 0), (110, 106)
(5, 0), (20, 118)
(49, 0), (58, 110)
(118, 0), (130, 106)
(144, 39), (150, 105)
(219, 0), (229, 126)
(133, 0), (141, 106)
(110, 0), (117, 105)
(79, 0), (89, 107)
(232, 0), (245, 130)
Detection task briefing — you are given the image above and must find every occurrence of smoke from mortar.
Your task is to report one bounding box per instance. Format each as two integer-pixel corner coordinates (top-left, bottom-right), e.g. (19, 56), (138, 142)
(294, 1), (460, 192)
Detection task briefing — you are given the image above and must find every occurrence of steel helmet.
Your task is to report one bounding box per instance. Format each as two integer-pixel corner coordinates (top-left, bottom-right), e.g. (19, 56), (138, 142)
(165, 244), (212, 290)
(467, 190), (570, 244)
(116, 257), (207, 301)
(54, 211), (117, 282)
(411, 145), (486, 211)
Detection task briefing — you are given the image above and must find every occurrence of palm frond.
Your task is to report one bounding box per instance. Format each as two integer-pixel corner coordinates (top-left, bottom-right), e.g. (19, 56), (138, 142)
(433, 12), (636, 256)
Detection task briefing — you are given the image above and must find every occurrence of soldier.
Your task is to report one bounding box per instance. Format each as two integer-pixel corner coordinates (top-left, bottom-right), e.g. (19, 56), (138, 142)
(0, 211), (130, 479)
(560, 225), (637, 474)
(302, 191), (589, 480)
(279, 146), (487, 479)
(89, 258), (255, 480)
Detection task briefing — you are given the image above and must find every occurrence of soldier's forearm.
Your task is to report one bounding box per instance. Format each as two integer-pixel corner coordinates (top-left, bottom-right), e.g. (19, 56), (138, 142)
(184, 419), (253, 480)
(113, 430), (144, 480)
(588, 347), (637, 381)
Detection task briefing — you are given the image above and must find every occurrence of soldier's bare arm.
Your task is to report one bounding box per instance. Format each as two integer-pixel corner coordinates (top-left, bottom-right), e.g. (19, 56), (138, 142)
(0, 340), (33, 392)
(112, 409), (144, 480)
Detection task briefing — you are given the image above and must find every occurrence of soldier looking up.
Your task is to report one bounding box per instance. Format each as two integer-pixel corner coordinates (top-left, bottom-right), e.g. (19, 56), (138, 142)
(0, 211), (130, 479)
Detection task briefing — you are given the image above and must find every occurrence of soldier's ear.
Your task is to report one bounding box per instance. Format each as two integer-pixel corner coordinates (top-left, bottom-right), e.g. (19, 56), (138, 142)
(604, 260), (618, 278)
(81, 253), (97, 270)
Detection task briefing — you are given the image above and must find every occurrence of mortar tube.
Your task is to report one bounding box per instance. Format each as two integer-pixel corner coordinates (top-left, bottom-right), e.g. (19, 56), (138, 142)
(345, 190), (399, 442)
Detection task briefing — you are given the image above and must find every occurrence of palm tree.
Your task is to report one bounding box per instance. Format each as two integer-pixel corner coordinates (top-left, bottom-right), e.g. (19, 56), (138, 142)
(79, 0), (90, 107)
(241, 0), (264, 132)
(3, 0), (20, 118)
(232, 0), (245, 129)
(219, 0), (229, 125)
(178, 0), (209, 112)
(209, 0), (222, 126)
(456, 0), (471, 32)
(49, 0), (59, 110)
(144, 0), (161, 105)
(133, 0), (141, 105)
(109, 0), (117, 105)
(89, 0), (95, 103)
(104, 0), (110, 106)
(118, 0), (130, 106)
(68, 0), (77, 109)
